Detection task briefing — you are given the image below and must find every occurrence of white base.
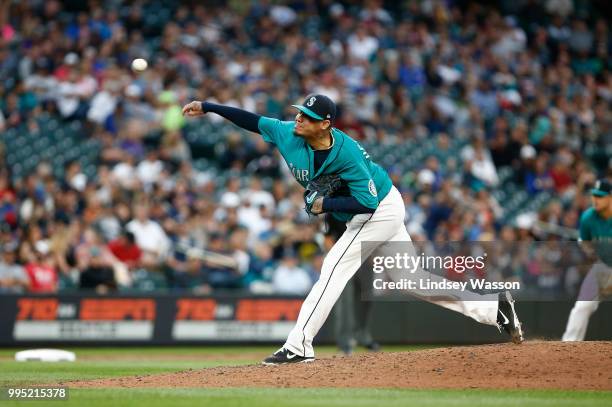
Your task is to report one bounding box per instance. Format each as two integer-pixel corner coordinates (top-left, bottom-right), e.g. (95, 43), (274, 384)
(15, 349), (76, 362)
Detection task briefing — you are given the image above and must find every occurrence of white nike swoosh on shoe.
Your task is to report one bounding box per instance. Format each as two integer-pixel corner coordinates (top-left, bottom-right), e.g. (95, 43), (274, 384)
(499, 310), (510, 325)
(286, 353), (297, 360)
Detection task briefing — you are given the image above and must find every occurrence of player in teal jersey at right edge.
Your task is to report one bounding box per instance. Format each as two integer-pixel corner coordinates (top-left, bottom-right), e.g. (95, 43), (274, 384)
(563, 179), (612, 341)
(182, 94), (524, 365)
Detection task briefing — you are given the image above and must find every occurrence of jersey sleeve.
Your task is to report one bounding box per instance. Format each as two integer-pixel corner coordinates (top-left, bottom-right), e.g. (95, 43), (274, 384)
(341, 161), (379, 210)
(257, 117), (294, 145)
(578, 210), (593, 241)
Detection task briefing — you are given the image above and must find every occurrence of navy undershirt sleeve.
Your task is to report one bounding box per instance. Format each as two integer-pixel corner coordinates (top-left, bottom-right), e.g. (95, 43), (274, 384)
(322, 196), (376, 214)
(201, 102), (261, 133)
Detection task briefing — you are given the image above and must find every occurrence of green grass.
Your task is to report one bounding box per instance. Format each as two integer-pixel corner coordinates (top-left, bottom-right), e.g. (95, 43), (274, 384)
(0, 346), (609, 407)
(1, 388), (610, 407)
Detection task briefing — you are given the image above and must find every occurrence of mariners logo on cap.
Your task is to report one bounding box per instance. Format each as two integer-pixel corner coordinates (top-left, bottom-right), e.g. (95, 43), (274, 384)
(591, 179), (611, 196)
(306, 97), (316, 107)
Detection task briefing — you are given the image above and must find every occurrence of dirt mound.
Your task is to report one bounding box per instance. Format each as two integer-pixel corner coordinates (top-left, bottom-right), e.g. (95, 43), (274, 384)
(66, 341), (612, 390)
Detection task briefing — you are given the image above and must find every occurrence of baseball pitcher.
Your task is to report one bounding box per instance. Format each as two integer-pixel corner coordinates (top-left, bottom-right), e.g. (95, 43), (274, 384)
(562, 179), (612, 341)
(182, 94), (524, 365)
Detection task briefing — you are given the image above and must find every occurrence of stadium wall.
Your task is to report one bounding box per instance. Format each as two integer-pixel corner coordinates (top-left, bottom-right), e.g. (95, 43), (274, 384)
(0, 294), (609, 345)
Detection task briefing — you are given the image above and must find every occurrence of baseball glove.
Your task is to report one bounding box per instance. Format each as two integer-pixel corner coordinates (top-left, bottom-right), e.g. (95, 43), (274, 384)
(304, 174), (344, 216)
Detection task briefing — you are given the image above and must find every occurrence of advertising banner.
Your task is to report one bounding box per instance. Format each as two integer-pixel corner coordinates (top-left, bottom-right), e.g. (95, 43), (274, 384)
(0, 294), (306, 345)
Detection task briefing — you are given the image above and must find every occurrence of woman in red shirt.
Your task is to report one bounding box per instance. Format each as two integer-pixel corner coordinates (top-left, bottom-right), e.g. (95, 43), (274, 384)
(24, 242), (58, 293)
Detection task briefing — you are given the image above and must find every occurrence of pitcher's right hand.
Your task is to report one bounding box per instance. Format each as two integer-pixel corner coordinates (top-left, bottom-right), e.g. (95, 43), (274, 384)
(182, 101), (205, 117)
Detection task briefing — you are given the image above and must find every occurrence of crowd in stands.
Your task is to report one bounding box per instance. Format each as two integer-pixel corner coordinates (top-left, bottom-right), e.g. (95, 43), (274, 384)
(0, 0), (610, 296)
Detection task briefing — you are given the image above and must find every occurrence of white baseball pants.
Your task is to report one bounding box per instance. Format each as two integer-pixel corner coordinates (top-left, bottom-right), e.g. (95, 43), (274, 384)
(562, 262), (611, 341)
(284, 185), (499, 358)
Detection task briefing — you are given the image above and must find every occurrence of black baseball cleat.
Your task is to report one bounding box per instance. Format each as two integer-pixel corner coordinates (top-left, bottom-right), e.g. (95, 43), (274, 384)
(262, 347), (315, 365)
(497, 291), (524, 344)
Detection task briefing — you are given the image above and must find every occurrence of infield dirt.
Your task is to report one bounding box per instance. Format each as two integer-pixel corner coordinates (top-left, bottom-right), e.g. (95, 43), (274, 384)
(66, 341), (611, 390)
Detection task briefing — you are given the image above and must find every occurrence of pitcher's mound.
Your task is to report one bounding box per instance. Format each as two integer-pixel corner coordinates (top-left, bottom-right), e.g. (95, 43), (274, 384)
(68, 341), (612, 390)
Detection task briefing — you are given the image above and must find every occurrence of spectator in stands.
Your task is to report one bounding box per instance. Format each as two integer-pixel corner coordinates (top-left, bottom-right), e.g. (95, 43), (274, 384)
(18, 174), (53, 224)
(461, 136), (500, 190)
(158, 90), (185, 132)
(244, 241), (275, 290)
(175, 250), (212, 294)
(228, 226), (250, 277)
(201, 232), (241, 289)
(126, 202), (170, 267)
(0, 170), (17, 228)
(24, 241), (58, 293)
(108, 229), (142, 270)
(272, 250), (313, 295)
(0, 244), (29, 293)
(549, 153), (574, 195)
(526, 156), (555, 195)
(56, 57), (93, 121)
(76, 227), (127, 291)
(136, 149), (164, 191)
(48, 216), (77, 275)
(160, 130), (191, 164)
(78, 244), (117, 293)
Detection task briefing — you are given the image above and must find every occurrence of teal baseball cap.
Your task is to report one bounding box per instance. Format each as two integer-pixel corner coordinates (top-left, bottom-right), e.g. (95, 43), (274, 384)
(591, 179), (611, 197)
(291, 94), (336, 121)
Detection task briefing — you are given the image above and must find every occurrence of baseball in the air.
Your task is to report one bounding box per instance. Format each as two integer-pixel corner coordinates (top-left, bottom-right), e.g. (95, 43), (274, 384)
(131, 58), (148, 72)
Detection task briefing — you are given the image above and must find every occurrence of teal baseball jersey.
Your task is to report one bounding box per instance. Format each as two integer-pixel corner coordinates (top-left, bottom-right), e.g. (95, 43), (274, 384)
(579, 207), (612, 266)
(257, 116), (392, 221)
